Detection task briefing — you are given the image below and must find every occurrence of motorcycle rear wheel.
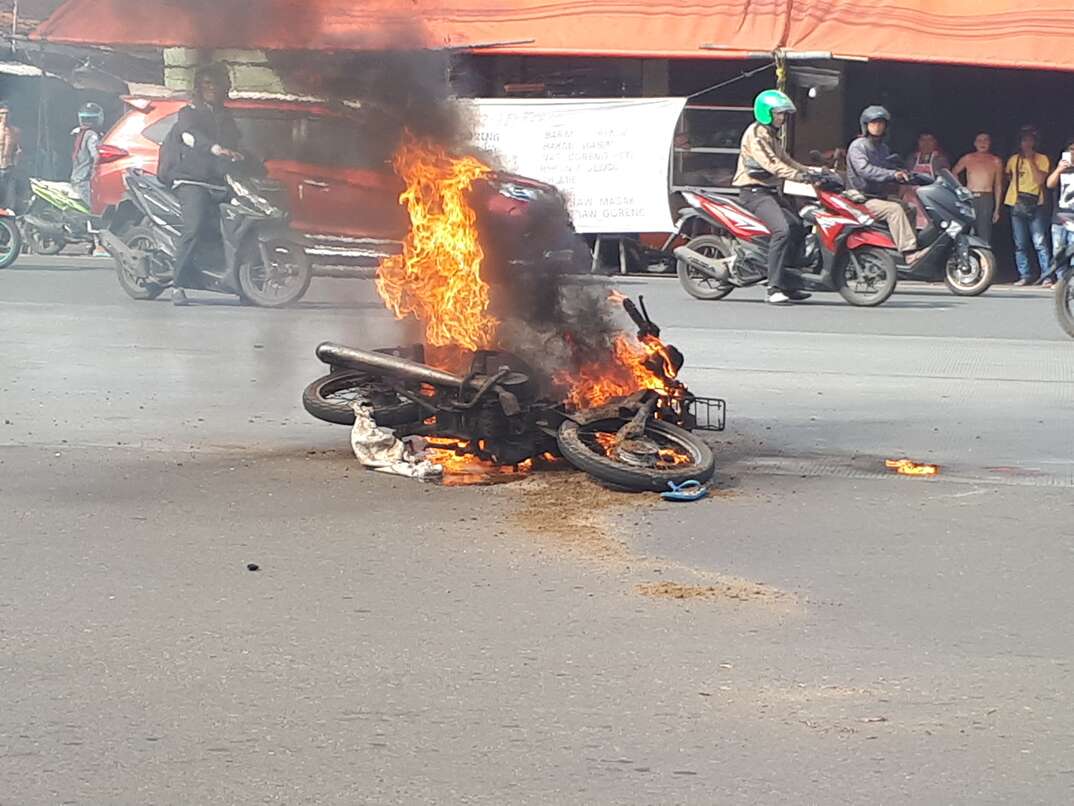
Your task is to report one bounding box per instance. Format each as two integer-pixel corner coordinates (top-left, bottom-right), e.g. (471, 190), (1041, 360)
(835, 246), (897, 307)
(945, 246), (995, 296)
(0, 216), (21, 268)
(114, 225), (164, 300)
(26, 226), (64, 256)
(557, 417), (715, 492)
(237, 240), (312, 308)
(676, 234), (736, 300)
(302, 371), (422, 427)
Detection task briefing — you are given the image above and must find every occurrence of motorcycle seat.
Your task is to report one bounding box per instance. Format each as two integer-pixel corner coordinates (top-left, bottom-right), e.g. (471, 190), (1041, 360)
(33, 179), (81, 199)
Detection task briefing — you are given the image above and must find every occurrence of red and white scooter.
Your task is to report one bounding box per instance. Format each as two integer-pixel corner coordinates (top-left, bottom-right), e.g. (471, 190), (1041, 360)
(672, 174), (898, 307)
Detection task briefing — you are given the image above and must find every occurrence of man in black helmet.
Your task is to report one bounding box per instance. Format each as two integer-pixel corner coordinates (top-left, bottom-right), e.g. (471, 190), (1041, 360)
(846, 106), (925, 263)
(159, 63), (243, 306)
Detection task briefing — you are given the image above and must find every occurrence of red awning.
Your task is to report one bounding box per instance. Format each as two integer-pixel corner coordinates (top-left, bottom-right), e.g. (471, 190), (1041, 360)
(31, 0), (785, 58)
(785, 0), (1074, 72)
(32, 0), (1074, 72)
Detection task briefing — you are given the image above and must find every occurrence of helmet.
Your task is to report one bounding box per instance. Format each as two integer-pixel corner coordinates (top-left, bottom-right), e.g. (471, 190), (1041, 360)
(194, 63), (232, 96)
(78, 102), (104, 128)
(860, 105), (891, 133)
(753, 90), (796, 126)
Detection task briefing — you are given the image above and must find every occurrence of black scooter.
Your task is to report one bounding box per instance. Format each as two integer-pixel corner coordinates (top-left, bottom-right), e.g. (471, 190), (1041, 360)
(101, 163), (312, 307)
(892, 167), (995, 296)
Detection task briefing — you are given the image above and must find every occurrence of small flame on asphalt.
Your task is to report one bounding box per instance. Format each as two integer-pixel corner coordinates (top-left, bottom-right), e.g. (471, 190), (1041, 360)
(885, 458), (940, 477)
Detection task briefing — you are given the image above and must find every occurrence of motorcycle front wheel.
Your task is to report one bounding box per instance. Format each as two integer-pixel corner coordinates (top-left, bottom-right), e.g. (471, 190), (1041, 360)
(1054, 274), (1074, 338)
(557, 417), (715, 492)
(945, 247), (995, 296)
(0, 216), (21, 268)
(835, 247), (897, 307)
(237, 239), (312, 308)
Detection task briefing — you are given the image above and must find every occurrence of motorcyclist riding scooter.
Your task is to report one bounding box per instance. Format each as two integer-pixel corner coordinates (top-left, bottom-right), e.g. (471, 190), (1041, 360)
(159, 63), (245, 306)
(847, 106), (995, 296)
(733, 89), (824, 305)
(846, 106), (927, 266)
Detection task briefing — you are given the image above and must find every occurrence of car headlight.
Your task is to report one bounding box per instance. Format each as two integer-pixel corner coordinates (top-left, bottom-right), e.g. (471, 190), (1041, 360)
(496, 181), (542, 202)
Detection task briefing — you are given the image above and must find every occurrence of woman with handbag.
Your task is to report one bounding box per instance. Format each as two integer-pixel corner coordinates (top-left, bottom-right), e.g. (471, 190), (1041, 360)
(1005, 126), (1052, 286)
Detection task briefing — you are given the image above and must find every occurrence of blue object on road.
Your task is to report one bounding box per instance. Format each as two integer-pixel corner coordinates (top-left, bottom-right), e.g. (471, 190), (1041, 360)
(661, 480), (709, 502)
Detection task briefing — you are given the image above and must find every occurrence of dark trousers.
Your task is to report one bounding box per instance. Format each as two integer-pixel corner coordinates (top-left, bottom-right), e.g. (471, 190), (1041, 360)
(738, 186), (803, 291)
(0, 168), (19, 211)
(972, 195), (995, 244)
(173, 184), (218, 289)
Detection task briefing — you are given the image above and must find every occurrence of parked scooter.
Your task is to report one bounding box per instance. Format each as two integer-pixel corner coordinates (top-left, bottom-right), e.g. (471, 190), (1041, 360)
(673, 172), (899, 307)
(21, 178), (96, 255)
(100, 164), (312, 307)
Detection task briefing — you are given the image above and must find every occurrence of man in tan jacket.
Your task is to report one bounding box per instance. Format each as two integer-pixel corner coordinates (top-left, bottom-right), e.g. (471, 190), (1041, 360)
(733, 89), (820, 304)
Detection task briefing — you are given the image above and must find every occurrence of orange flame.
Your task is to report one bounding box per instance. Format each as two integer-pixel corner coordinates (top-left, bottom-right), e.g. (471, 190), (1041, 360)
(885, 458), (940, 477)
(560, 332), (681, 409)
(375, 134), (497, 352)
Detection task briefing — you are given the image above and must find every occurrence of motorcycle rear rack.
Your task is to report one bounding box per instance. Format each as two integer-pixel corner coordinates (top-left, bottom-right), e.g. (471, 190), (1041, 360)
(683, 396), (726, 432)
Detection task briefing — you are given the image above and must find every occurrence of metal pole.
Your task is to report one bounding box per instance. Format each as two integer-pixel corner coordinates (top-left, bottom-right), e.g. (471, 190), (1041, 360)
(11, 0), (17, 37)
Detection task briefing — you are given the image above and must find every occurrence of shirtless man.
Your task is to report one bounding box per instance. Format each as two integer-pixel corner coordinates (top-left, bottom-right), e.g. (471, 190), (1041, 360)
(952, 132), (1003, 244)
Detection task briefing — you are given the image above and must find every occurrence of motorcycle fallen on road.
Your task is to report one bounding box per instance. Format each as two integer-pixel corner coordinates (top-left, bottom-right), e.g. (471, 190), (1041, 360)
(303, 298), (724, 492)
(673, 171), (899, 307)
(101, 162), (312, 307)
(21, 178), (96, 256)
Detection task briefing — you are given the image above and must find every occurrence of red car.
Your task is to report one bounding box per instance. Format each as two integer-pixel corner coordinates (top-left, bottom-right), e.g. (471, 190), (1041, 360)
(92, 94), (572, 268)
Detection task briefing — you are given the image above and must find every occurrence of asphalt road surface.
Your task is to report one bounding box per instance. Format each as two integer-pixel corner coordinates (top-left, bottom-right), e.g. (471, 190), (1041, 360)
(2, 257), (1073, 804)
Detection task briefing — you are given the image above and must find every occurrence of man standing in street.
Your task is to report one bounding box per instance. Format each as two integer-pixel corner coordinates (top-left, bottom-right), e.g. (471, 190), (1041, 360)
(952, 132), (1003, 245)
(1005, 125), (1052, 286)
(845, 106), (925, 265)
(71, 103), (104, 206)
(1045, 137), (1074, 283)
(158, 64), (243, 306)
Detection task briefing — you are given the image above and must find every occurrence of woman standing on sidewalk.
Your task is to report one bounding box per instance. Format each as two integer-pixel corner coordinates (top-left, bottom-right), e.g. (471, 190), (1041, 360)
(1005, 126), (1052, 286)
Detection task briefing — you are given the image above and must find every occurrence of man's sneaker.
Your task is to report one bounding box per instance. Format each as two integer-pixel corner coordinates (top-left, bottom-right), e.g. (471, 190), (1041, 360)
(171, 288), (189, 306)
(784, 289), (812, 301)
(766, 289), (793, 305)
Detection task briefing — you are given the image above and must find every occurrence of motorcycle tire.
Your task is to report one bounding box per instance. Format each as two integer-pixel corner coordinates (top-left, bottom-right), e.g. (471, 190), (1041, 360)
(237, 240), (312, 308)
(835, 246), (897, 307)
(676, 234), (736, 300)
(557, 417), (715, 493)
(114, 225), (164, 300)
(944, 246), (995, 297)
(302, 371), (422, 427)
(26, 226), (64, 256)
(0, 216), (21, 268)
(1054, 274), (1074, 339)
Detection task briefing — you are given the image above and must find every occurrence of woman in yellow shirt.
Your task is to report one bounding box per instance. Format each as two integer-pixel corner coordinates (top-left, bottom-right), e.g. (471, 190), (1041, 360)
(1005, 126), (1053, 285)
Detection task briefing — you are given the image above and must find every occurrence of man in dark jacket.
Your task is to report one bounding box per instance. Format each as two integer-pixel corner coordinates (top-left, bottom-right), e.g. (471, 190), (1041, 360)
(162, 64), (243, 306)
(846, 106), (924, 263)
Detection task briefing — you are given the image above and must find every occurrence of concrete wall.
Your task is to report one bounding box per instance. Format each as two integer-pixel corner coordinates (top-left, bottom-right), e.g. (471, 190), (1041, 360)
(163, 48), (284, 93)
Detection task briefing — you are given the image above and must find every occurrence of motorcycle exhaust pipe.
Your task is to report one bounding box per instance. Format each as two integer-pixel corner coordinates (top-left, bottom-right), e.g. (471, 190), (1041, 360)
(673, 246), (730, 281)
(316, 342), (469, 389)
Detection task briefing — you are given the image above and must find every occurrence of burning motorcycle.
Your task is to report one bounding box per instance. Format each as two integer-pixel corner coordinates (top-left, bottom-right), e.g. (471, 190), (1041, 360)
(101, 164), (312, 307)
(21, 178), (96, 256)
(303, 296), (723, 492)
(673, 172), (899, 307)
